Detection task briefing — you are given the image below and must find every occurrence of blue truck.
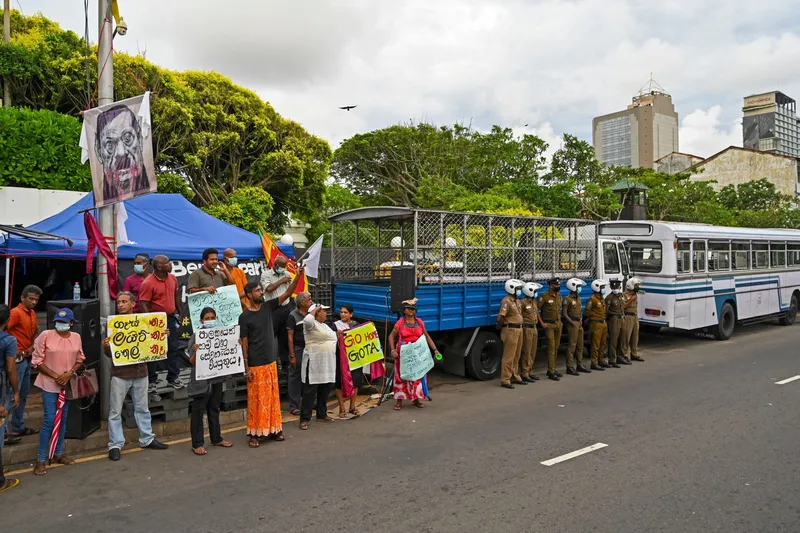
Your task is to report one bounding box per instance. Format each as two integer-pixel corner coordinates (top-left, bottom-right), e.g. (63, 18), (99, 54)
(329, 207), (633, 380)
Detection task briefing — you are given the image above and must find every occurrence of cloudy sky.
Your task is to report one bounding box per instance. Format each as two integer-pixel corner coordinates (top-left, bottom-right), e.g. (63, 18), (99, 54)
(19, 0), (800, 158)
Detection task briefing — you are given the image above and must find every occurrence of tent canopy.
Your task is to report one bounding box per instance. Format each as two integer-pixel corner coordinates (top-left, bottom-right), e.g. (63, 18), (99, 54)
(0, 193), (293, 260)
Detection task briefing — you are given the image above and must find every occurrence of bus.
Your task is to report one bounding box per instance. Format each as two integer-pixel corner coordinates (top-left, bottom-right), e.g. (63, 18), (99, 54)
(599, 221), (800, 339)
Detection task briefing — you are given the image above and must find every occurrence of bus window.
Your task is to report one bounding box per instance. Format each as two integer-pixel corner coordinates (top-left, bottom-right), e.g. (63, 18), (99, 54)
(708, 241), (731, 271)
(732, 242), (749, 270)
(752, 242), (768, 269)
(625, 241), (662, 273)
(602, 242), (621, 275)
(789, 244), (800, 266)
(770, 242), (786, 268)
(692, 240), (707, 273)
(677, 240), (691, 273)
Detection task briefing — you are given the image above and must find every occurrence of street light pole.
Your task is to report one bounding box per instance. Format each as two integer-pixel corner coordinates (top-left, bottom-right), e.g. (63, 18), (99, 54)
(3, 0), (11, 107)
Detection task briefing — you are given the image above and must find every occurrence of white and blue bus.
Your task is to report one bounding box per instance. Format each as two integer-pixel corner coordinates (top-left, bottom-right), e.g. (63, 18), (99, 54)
(599, 221), (800, 339)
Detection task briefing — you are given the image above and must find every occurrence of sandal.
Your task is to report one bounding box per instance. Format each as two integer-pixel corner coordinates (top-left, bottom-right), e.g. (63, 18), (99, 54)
(288, 408), (300, 416)
(270, 432), (285, 442)
(0, 478), (20, 493)
(393, 404), (402, 411)
(316, 416), (334, 423)
(33, 462), (47, 476)
(192, 447), (208, 456)
(349, 408), (362, 417)
(52, 455), (76, 465)
(248, 437), (260, 448)
(13, 427), (39, 437)
(4, 435), (21, 446)
(338, 410), (349, 418)
(212, 440), (233, 448)
(299, 421), (309, 430)
(412, 400), (425, 409)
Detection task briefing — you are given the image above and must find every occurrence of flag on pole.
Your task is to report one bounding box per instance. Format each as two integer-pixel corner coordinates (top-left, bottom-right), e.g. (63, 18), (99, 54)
(258, 228), (307, 295)
(301, 235), (324, 278)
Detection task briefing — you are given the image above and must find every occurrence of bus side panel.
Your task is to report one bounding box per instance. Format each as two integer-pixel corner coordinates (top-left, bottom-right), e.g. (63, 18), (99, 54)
(637, 279), (674, 327)
(711, 277), (736, 324)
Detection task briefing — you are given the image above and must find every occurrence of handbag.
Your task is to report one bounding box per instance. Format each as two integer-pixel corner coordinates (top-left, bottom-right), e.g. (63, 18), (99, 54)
(66, 368), (99, 400)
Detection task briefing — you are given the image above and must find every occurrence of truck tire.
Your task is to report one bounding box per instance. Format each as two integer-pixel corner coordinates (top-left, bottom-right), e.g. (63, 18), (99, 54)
(714, 302), (736, 340)
(465, 331), (502, 381)
(779, 292), (798, 326)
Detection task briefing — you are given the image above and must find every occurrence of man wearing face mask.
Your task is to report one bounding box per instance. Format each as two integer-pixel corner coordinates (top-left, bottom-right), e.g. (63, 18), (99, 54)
(123, 253), (150, 312)
(497, 279), (525, 390)
(222, 248), (249, 309)
(563, 278), (589, 376)
(259, 256), (295, 364)
(188, 248), (229, 295)
(604, 279), (624, 369)
(622, 277), (645, 363)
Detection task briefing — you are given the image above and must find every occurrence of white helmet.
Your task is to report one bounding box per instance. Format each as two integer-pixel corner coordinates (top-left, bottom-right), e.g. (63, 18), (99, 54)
(505, 278), (524, 295)
(566, 278), (586, 293)
(522, 282), (542, 298)
(626, 277), (642, 291)
(591, 279), (607, 293)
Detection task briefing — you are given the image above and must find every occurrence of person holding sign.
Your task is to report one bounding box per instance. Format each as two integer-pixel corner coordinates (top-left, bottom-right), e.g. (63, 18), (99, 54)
(299, 304), (337, 430)
(187, 307), (233, 456)
(334, 304), (362, 418)
(387, 299), (440, 411)
(188, 248), (229, 295)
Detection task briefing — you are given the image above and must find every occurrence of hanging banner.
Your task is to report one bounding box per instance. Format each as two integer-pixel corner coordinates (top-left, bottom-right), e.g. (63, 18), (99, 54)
(107, 312), (168, 366)
(399, 334), (433, 382)
(187, 285), (242, 332)
(79, 92), (156, 208)
(195, 325), (245, 380)
(340, 322), (384, 370)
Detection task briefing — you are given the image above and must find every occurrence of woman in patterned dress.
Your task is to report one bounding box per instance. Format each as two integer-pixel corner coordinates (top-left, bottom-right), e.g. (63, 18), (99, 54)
(387, 299), (440, 410)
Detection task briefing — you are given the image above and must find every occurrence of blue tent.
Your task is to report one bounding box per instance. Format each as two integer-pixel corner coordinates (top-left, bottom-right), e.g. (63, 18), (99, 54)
(0, 193), (293, 260)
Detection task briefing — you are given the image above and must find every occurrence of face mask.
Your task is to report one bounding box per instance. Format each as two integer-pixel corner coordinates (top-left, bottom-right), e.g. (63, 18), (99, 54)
(228, 257), (238, 267)
(516, 290), (523, 299)
(55, 323), (71, 332)
(133, 264), (145, 274)
(612, 289), (621, 294)
(202, 320), (217, 329)
(576, 286), (582, 294)
(275, 267), (286, 275)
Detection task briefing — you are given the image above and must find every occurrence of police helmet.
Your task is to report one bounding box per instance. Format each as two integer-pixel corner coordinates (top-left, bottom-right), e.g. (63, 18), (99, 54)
(504, 278), (524, 295)
(591, 279), (607, 293)
(522, 282), (542, 298)
(566, 278), (585, 292)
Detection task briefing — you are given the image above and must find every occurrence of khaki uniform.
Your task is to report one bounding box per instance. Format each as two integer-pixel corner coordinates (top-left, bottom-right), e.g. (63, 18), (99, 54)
(605, 292), (625, 363)
(584, 293), (607, 365)
(562, 294), (584, 370)
(621, 291), (639, 357)
(537, 291), (562, 373)
(498, 295), (524, 385)
(518, 297), (539, 378)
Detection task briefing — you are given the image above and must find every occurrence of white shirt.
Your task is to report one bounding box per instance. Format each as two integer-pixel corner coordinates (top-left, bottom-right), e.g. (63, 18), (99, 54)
(260, 268), (291, 306)
(301, 314), (337, 384)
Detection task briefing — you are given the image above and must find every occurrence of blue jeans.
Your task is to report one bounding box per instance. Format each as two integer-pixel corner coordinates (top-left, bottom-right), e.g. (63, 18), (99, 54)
(37, 391), (70, 463)
(108, 376), (154, 450)
(11, 358), (31, 434)
(148, 315), (181, 384)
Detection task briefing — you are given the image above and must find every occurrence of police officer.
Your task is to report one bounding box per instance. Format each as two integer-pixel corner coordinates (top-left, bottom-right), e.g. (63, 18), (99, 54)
(518, 282), (542, 383)
(497, 278), (526, 390)
(584, 279), (608, 371)
(623, 277), (645, 362)
(562, 278), (589, 376)
(537, 278), (563, 381)
(605, 278), (624, 368)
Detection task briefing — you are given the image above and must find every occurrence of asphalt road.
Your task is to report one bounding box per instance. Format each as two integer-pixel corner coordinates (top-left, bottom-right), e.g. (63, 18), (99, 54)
(4, 322), (800, 533)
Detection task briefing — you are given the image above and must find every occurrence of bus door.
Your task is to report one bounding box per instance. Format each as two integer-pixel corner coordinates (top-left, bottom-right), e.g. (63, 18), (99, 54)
(599, 240), (623, 283)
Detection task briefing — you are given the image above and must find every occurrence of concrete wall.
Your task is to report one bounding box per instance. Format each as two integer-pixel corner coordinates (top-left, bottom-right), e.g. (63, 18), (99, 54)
(689, 148), (799, 197)
(0, 187), (88, 227)
(657, 153), (705, 174)
(654, 113), (679, 162)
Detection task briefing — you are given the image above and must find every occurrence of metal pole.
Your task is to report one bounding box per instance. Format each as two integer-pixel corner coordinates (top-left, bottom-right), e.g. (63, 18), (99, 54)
(4, 257), (9, 305)
(96, 0), (115, 419)
(3, 0), (11, 107)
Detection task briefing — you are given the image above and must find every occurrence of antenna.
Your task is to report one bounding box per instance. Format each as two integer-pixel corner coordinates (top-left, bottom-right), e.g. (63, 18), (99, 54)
(635, 74), (669, 98)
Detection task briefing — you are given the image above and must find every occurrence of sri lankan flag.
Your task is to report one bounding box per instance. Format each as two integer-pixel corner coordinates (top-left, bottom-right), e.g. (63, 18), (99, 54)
(258, 227), (308, 295)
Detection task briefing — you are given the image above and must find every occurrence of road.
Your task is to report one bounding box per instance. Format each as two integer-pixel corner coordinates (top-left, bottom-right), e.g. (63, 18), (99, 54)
(4, 322), (800, 533)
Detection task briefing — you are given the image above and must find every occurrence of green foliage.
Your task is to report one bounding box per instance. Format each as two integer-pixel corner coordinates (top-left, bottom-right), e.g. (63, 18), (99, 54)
(156, 173), (195, 201)
(0, 106), (90, 191)
(718, 179), (789, 212)
(202, 186), (275, 234)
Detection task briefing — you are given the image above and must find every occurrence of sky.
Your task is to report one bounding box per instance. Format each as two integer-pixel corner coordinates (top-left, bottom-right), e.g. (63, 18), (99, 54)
(16, 0), (800, 158)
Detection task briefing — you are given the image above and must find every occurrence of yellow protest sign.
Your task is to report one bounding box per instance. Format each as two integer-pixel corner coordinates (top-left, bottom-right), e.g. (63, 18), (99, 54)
(108, 312), (168, 366)
(340, 322), (384, 370)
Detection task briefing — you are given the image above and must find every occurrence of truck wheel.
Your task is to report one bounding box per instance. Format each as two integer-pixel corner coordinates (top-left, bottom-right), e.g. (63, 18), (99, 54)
(779, 293), (798, 326)
(714, 302), (735, 340)
(465, 331), (502, 381)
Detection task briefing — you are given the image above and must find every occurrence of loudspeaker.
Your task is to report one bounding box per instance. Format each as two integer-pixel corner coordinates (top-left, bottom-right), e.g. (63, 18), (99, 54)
(64, 396), (101, 439)
(390, 266), (415, 314)
(46, 299), (101, 367)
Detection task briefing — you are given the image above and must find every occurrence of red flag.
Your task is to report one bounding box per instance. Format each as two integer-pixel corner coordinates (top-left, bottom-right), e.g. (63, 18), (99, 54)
(258, 228), (307, 295)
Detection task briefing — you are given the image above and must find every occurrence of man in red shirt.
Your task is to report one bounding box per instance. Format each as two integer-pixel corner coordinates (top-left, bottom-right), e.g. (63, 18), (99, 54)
(5, 285), (42, 444)
(122, 253), (150, 312)
(139, 255), (184, 391)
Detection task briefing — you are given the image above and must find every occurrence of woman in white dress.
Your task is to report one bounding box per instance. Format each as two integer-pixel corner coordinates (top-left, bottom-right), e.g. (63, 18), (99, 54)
(299, 304), (337, 430)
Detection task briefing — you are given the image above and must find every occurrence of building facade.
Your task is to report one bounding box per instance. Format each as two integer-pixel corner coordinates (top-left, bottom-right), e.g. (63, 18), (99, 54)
(655, 152), (705, 174)
(743, 91), (800, 158)
(593, 90), (679, 169)
(685, 147), (799, 198)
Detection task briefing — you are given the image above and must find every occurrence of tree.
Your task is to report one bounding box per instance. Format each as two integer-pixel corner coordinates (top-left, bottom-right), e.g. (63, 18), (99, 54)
(202, 186), (274, 234)
(719, 179), (789, 212)
(156, 173), (195, 201)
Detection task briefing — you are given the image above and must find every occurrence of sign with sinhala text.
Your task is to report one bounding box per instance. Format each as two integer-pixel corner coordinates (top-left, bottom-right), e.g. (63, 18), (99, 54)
(341, 322), (384, 370)
(399, 334), (433, 382)
(108, 312), (168, 366)
(187, 285), (242, 333)
(195, 325), (245, 381)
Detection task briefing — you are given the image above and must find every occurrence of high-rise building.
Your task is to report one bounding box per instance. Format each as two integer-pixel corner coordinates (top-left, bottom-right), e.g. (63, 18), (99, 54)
(742, 91), (800, 158)
(592, 80), (679, 169)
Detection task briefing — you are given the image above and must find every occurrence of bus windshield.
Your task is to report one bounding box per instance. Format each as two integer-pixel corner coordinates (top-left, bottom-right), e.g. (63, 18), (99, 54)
(625, 241), (663, 273)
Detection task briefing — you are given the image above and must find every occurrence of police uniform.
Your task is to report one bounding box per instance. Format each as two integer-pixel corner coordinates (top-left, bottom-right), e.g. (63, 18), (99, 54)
(518, 296), (539, 380)
(584, 293), (607, 366)
(622, 290), (641, 361)
(562, 293), (584, 372)
(498, 294), (524, 386)
(537, 286), (562, 376)
(605, 290), (625, 364)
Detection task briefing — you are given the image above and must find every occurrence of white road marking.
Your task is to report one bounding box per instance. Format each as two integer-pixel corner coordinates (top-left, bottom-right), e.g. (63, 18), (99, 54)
(775, 375), (800, 385)
(541, 443), (608, 466)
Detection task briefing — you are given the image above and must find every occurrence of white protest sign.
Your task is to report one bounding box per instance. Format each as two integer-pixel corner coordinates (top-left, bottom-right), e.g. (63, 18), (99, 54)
(399, 335), (434, 382)
(195, 325), (245, 380)
(188, 284), (242, 332)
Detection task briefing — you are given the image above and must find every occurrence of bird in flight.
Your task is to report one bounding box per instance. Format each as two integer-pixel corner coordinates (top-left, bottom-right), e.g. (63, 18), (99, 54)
(339, 105), (357, 111)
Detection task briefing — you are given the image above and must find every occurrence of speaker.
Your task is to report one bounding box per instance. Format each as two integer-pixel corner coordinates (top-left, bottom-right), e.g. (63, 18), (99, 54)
(46, 299), (101, 367)
(390, 266), (415, 314)
(64, 396), (101, 439)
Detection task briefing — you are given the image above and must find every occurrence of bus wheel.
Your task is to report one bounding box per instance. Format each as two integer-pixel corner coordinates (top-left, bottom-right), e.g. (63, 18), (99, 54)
(465, 331), (502, 381)
(715, 302), (736, 340)
(779, 293), (798, 326)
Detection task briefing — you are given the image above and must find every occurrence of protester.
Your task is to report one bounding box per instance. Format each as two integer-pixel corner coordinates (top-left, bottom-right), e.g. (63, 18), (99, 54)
(187, 307), (233, 456)
(239, 270), (303, 448)
(103, 292), (168, 461)
(222, 248), (249, 308)
(387, 299), (440, 410)
(188, 248), (229, 294)
(1, 304), (20, 492)
(139, 255), (184, 391)
(334, 304), (363, 418)
(299, 304), (337, 430)
(260, 256), (295, 365)
(286, 292), (312, 416)
(123, 253), (150, 311)
(5, 285), (41, 445)
(32, 308), (85, 475)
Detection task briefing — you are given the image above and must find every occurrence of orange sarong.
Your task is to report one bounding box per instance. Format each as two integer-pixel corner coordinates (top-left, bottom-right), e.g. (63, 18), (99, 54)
(247, 362), (283, 437)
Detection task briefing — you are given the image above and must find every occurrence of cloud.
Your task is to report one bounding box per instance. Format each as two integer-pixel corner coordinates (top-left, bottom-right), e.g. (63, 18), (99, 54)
(679, 106), (742, 159)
